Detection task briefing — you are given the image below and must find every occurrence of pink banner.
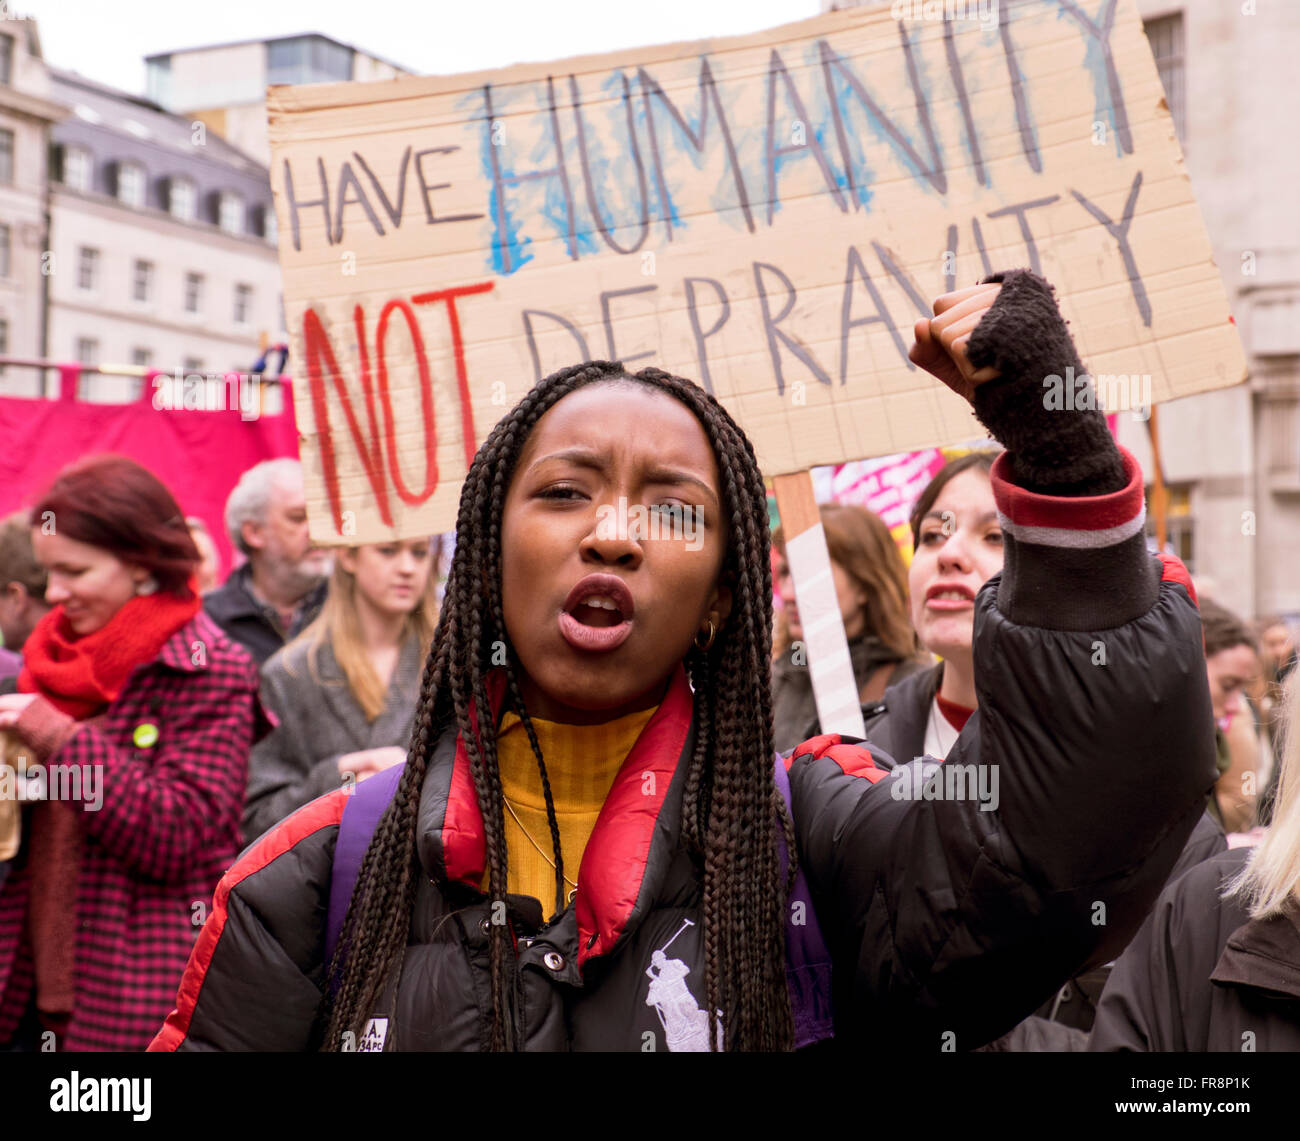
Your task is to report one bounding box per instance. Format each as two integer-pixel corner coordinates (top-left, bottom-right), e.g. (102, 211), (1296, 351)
(0, 368), (301, 581)
(812, 449), (949, 535)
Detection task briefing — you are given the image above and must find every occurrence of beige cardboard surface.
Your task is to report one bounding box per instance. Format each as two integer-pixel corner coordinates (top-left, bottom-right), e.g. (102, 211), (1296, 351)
(269, 0), (1246, 542)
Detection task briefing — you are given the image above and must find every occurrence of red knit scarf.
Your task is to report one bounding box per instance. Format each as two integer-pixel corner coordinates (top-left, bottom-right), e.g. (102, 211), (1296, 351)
(15, 583), (200, 1021)
(18, 585), (201, 716)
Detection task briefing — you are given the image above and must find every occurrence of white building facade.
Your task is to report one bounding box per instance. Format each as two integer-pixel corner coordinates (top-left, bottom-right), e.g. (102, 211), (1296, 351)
(1118, 2), (1300, 623)
(0, 18), (64, 370)
(145, 34), (411, 166)
(45, 68), (284, 402)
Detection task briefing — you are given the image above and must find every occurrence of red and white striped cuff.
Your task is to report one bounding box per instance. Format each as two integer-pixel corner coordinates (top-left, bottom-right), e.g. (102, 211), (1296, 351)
(990, 447), (1145, 550)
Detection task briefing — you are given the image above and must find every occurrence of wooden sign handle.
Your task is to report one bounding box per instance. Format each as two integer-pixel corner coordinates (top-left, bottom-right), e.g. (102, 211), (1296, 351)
(1146, 406), (1169, 551)
(773, 470), (867, 741)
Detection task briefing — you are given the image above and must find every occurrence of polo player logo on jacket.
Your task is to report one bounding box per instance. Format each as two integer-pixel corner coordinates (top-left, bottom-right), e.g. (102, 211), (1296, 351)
(644, 918), (721, 1052)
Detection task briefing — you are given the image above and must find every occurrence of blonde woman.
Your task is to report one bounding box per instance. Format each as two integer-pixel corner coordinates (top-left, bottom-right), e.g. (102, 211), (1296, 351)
(242, 537), (439, 846)
(1091, 672), (1300, 1050)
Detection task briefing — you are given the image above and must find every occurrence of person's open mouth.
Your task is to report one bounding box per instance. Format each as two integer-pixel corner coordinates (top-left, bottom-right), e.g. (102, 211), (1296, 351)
(558, 573), (635, 652)
(925, 582), (976, 611)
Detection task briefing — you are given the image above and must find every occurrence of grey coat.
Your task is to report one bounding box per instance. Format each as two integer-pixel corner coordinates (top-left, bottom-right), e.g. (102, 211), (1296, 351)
(242, 633), (424, 847)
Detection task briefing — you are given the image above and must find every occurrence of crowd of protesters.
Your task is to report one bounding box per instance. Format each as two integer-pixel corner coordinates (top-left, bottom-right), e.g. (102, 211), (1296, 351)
(0, 269), (1295, 1053)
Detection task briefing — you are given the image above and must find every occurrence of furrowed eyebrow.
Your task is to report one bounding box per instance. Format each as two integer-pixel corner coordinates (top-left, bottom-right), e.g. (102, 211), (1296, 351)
(527, 452), (719, 511)
(643, 468), (718, 509)
(528, 449), (606, 475)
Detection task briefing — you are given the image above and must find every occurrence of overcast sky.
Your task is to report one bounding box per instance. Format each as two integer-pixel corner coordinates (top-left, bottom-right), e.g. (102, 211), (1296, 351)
(22, 0), (820, 95)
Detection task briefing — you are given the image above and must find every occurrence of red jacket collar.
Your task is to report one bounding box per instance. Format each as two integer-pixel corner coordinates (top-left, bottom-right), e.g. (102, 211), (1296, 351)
(432, 665), (695, 971)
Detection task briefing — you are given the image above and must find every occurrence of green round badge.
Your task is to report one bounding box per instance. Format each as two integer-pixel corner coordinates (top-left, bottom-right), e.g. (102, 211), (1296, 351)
(133, 723), (159, 749)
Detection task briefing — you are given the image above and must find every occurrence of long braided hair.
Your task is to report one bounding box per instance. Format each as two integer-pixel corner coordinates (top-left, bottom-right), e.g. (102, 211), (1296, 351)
(321, 361), (795, 1052)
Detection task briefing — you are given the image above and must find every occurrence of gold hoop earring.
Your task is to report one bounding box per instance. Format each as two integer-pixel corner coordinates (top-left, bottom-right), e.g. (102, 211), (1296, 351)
(694, 619), (716, 652)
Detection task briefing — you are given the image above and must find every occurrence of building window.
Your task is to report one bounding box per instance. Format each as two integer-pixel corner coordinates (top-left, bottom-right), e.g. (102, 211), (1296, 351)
(0, 318), (8, 375)
(233, 283), (253, 325)
(76, 337), (100, 366)
(1144, 13), (1186, 145)
(78, 247), (99, 291)
(62, 146), (92, 192)
(182, 356), (203, 375)
(267, 35), (353, 86)
(146, 55), (172, 107)
(253, 203), (278, 244)
(218, 191), (244, 235)
(0, 129), (13, 185)
(117, 162), (146, 208)
(184, 271), (203, 313)
(131, 259), (153, 303)
(0, 224), (9, 278)
(131, 347), (152, 368)
(170, 177), (196, 221)
(0, 34), (13, 86)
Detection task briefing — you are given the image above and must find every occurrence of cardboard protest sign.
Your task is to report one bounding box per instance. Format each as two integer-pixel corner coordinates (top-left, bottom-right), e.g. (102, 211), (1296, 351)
(268, 0), (1246, 543)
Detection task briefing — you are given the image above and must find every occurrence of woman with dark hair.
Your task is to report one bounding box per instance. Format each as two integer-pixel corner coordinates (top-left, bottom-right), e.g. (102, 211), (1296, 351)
(857, 451), (1000, 762)
(770, 504), (930, 753)
(0, 454), (268, 1051)
(152, 272), (1213, 1053)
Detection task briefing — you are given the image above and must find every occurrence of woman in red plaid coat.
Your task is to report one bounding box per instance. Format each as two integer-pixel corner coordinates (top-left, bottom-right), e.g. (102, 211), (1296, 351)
(0, 455), (270, 1051)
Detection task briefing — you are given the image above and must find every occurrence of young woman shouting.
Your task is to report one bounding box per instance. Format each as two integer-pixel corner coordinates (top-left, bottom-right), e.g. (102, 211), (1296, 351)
(152, 271), (1216, 1052)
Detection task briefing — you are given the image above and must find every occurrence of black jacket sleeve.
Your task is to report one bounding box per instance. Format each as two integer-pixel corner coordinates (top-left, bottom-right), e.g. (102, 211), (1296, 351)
(150, 791), (343, 1052)
(788, 271), (1218, 1051)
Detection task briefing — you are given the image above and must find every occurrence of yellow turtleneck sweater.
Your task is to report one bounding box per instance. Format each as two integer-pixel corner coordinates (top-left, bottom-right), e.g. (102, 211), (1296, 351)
(485, 704), (659, 910)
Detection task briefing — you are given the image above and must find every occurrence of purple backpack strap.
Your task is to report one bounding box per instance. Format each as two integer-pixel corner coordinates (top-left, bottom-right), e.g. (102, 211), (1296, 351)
(773, 754), (835, 1048)
(326, 763), (406, 970)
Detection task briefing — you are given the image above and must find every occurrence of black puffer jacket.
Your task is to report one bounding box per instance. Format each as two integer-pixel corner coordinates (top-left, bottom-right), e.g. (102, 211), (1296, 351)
(152, 491), (1212, 1052)
(1090, 846), (1300, 1051)
(859, 663), (1227, 1045)
(150, 272), (1218, 1052)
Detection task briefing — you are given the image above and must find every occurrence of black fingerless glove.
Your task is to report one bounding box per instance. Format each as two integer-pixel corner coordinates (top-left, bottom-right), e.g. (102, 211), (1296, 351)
(966, 270), (1127, 498)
